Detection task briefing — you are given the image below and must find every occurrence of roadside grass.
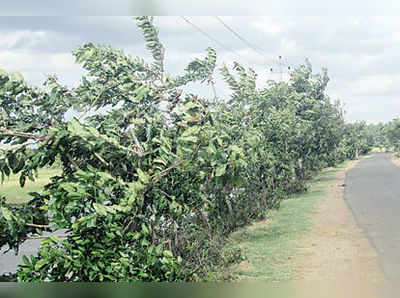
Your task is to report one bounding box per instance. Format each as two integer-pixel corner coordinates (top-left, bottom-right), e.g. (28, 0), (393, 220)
(0, 168), (60, 204)
(392, 153), (400, 168)
(371, 147), (387, 153)
(222, 160), (352, 281)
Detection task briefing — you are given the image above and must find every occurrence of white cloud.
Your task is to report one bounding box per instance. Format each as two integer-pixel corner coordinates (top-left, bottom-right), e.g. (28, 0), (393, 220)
(0, 49), (82, 86)
(0, 30), (47, 49)
(350, 74), (397, 96)
(0, 16), (399, 123)
(252, 17), (285, 36)
(0, 50), (77, 72)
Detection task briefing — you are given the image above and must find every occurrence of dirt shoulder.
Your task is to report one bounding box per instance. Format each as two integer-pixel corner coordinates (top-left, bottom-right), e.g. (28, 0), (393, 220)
(223, 156), (385, 293)
(295, 158), (384, 284)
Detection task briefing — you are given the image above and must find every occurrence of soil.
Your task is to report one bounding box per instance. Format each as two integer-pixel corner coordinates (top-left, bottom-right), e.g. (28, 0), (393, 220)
(294, 159), (386, 297)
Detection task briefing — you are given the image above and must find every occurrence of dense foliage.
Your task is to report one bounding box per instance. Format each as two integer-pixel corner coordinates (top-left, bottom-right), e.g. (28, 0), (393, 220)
(0, 17), (373, 281)
(384, 118), (400, 155)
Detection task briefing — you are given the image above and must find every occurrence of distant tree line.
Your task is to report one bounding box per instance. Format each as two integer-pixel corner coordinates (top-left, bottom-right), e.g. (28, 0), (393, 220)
(383, 118), (400, 155)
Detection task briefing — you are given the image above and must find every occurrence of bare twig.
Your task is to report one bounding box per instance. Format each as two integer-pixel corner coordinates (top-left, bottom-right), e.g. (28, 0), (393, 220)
(27, 234), (67, 240)
(0, 140), (39, 151)
(0, 129), (42, 139)
(66, 153), (80, 170)
(152, 158), (185, 182)
(25, 223), (51, 229)
(122, 220), (134, 235)
(129, 130), (144, 157)
(94, 152), (109, 166)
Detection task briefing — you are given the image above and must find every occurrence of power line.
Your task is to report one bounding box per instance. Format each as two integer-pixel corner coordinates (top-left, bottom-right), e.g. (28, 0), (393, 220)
(179, 16), (250, 65)
(213, 16), (292, 77)
(180, 16), (232, 53)
(213, 16), (271, 61)
(180, 16), (292, 81)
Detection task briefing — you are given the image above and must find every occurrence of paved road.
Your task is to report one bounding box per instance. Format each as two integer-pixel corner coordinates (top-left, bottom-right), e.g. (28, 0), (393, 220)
(345, 153), (400, 283)
(0, 232), (54, 275)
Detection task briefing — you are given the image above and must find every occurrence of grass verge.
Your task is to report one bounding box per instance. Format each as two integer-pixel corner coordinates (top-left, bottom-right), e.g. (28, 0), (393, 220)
(221, 160), (353, 281)
(370, 147), (386, 153)
(391, 153), (400, 168)
(0, 168), (60, 204)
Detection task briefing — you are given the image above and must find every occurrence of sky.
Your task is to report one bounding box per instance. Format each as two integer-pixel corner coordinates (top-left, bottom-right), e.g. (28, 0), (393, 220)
(0, 14), (399, 123)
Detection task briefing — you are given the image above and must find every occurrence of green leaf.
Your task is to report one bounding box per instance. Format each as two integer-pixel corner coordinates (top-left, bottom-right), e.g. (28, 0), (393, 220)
(181, 126), (201, 138)
(133, 232), (141, 240)
(141, 223), (149, 235)
(207, 144), (216, 155)
(97, 171), (114, 181)
(40, 238), (52, 245)
(229, 145), (242, 154)
(182, 102), (199, 112)
(19, 174), (26, 188)
(179, 136), (198, 143)
(1, 207), (12, 221)
(22, 255), (30, 266)
(34, 259), (48, 271)
(163, 250), (173, 258)
(215, 164), (227, 177)
(105, 205), (117, 214)
(74, 170), (91, 179)
(10, 72), (24, 82)
(137, 168), (150, 184)
(160, 145), (170, 154)
(0, 68), (7, 78)
(49, 236), (60, 243)
(153, 158), (167, 166)
(77, 48), (95, 64)
(93, 203), (107, 216)
(133, 85), (149, 102)
(216, 138), (223, 146)
(60, 183), (77, 193)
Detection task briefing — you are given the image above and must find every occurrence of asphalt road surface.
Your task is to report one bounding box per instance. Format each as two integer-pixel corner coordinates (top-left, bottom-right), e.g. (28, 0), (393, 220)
(345, 153), (400, 283)
(0, 232), (55, 276)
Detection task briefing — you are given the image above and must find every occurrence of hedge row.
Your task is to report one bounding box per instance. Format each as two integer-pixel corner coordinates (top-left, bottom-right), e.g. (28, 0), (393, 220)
(0, 17), (372, 281)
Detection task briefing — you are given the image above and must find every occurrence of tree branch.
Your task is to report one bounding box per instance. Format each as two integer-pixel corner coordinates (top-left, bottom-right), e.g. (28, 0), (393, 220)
(0, 140), (39, 151)
(66, 153), (80, 170)
(152, 158), (185, 182)
(129, 130), (144, 157)
(25, 223), (51, 229)
(27, 234), (67, 240)
(94, 152), (109, 167)
(0, 129), (42, 139)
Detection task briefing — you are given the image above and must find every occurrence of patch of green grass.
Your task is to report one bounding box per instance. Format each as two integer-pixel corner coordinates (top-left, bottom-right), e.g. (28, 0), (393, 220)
(0, 168), (60, 204)
(223, 160), (352, 281)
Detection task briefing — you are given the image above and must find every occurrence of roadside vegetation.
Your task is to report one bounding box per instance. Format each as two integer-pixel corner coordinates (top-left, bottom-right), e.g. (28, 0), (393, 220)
(391, 155), (400, 168)
(384, 118), (400, 157)
(368, 117), (400, 164)
(0, 17), (380, 281)
(222, 160), (353, 281)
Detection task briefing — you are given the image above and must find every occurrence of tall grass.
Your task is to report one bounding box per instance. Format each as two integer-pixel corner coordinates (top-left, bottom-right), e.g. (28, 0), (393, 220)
(0, 168), (60, 204)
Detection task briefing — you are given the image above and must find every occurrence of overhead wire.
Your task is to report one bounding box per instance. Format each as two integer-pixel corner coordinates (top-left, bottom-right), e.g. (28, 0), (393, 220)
(179, 16), (254, 67)
(179, 16), (291, 81)
(213, 16), (291, 78)
(213, 16), (271, 61)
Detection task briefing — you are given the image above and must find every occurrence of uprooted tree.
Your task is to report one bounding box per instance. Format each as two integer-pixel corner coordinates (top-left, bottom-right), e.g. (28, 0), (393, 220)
(0, 17), (373, 281)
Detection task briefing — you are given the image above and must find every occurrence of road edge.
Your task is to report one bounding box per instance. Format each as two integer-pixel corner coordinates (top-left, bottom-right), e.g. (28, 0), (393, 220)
(295, 155), (384, 283)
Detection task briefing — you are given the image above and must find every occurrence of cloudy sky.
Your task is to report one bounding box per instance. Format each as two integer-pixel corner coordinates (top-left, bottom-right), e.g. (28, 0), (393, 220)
(1, 15), (399, 123)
